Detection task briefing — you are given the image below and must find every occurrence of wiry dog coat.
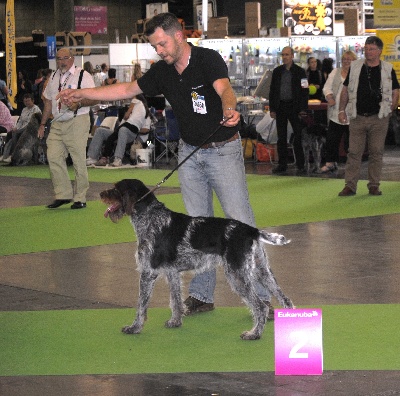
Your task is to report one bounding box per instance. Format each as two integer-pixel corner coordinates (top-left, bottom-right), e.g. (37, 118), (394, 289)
(100, 179), (294, 340)
(10, 113), (42, 166)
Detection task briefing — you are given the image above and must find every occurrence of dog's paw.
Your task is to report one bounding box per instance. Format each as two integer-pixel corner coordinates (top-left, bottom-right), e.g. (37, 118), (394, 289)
(121, 324), (142, 334)
(240, 331), (261, 340)
(164, 319), (182, 328)
(283, 298), (295, 309)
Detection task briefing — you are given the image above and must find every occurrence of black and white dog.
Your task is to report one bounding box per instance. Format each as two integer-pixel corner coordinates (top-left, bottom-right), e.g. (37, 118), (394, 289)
(301, 123), (327, 173)
(100, 179), (294, 340)
(10, 113), (42, 166)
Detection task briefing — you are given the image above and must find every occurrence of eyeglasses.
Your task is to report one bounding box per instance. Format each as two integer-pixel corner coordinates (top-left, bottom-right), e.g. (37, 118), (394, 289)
(56, 56), (72, 61)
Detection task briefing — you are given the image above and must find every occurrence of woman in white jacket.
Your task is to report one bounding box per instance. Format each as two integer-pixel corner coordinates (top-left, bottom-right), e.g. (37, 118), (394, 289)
(321, 51), (357, 173)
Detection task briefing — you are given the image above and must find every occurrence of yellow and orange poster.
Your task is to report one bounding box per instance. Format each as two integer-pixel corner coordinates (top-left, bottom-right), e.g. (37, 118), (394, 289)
(5, 0), (17, 109)
(376, 29), (400, 83)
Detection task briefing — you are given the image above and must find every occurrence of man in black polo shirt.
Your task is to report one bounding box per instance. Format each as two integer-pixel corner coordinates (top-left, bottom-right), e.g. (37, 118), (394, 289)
(59, 12), (273, 317)
(269, 46), (309, 174)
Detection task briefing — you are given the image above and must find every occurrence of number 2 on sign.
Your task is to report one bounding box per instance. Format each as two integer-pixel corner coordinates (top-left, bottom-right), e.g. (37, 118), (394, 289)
(289, 331), (309, 359)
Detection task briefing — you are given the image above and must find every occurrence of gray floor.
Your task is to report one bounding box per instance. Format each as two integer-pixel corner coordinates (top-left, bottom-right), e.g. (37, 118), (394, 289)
(1, 147), (400, 395)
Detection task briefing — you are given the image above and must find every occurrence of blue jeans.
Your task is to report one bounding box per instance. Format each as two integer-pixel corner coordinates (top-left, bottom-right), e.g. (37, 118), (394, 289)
(87, 127), (112, 160)
(114, 125), (138, 160)
(178, 137), (271, 303)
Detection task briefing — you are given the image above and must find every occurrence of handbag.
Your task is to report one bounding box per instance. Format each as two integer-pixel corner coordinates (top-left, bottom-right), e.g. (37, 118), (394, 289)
(256, 143), (271, 162)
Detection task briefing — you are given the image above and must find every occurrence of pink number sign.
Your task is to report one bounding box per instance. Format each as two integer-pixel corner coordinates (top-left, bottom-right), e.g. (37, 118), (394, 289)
(274, 308), (323, 375)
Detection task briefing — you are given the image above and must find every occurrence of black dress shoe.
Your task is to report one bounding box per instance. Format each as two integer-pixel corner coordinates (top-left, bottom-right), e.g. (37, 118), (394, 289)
(296, 167), (307, 175)
(272, 165), (287, 174)
(46, 199), (72, 209)
(71, 201), (87, 209)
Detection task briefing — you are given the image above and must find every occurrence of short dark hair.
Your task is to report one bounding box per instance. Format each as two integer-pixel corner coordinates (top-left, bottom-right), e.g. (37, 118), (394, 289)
(144, 12), (182, 37)
(365, 36), (383, 49)
(23, 93), (34, 101)
(108, 68), (117, 79)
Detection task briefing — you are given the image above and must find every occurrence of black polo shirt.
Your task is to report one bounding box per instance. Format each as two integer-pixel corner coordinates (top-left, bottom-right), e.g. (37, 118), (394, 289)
(138, 44), (236, 146)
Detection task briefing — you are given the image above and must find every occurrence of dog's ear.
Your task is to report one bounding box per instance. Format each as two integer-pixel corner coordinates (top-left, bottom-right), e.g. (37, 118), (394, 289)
(118, 179), (156, 215)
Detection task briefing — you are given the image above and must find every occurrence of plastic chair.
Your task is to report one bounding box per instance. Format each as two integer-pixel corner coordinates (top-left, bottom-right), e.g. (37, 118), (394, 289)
(100, 116), (119, 131)
(153, 107), (180, 164)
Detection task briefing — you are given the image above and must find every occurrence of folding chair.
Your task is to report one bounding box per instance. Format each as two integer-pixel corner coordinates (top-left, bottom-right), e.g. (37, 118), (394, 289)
(153, 107), (180, 164)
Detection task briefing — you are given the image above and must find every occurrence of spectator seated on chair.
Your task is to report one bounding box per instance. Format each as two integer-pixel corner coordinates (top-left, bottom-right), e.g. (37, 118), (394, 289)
(86, 116), (119, 166)
(94, 94), (152, 167)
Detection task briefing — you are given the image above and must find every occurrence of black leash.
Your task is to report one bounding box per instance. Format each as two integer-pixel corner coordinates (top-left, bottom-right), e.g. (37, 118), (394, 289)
(136, 116), (233, 204)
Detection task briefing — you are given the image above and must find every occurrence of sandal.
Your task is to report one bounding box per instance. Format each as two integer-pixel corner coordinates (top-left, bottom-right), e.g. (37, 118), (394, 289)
(320, 163), (337, 173)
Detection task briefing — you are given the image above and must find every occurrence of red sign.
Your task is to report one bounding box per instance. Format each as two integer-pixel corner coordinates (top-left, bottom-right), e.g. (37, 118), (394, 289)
(74, 6), (108, 34)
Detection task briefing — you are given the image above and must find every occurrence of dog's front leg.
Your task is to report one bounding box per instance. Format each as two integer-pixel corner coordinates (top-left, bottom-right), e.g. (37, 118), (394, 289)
(122, 271), (158, 334)
(164, 270), (184, 328)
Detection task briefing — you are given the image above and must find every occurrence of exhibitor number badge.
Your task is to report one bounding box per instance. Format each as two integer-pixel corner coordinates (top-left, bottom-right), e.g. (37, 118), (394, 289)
(191, 91), (207, 115)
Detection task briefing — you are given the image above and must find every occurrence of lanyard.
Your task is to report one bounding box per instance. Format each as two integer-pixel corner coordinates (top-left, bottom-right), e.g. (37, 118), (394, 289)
(58, 72), (72, 111)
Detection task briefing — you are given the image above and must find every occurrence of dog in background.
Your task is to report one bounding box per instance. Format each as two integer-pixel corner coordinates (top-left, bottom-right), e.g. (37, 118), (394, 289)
(301, 123), (327, 173)
(100, 179), (294, 340)
(10, 113), (42, 166)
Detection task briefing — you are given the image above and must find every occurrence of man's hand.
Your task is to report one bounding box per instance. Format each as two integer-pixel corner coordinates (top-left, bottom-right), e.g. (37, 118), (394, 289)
(221, 109), (240, 126)
(56, 88), (83, 107)
(38, 124), (46, 139)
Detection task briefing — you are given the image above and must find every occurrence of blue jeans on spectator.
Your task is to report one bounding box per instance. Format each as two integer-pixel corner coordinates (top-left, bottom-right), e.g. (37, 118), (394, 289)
(113, 125), (138, 159)
(178, 137), (271, 303)
(87, 126), (112, 160)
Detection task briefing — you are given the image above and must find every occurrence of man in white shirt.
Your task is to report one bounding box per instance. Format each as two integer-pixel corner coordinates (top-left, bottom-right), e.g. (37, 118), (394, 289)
(38, 48), (98, 209)
(100, 63), (109, 82)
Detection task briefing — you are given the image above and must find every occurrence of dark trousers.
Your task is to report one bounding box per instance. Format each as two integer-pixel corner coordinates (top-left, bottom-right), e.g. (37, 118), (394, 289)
(275, 101), (305, 169)
(325, 120), (349, 163)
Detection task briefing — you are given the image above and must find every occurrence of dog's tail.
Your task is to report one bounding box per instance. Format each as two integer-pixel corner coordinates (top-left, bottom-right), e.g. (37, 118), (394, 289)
(259, 231), (290, 246)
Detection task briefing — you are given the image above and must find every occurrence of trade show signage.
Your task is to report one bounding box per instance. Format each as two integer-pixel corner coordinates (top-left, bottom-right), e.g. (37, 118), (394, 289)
(274, 308), (323, 375)
(282, 0), (334, 35)
(74, 6), (108, 34)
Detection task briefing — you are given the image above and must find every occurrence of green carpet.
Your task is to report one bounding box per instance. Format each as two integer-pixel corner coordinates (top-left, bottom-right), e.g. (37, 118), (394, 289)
(0, 165), (181, 186)
(0, 305), (399, 376)
(1, 171), (400, 256)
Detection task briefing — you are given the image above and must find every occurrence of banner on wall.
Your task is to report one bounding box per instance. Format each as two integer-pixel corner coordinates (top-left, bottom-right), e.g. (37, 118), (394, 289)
(46, 36), (56, 59)
(5, 0), (17, 109)
(74, 6), (108, 34)
(282, 0), (334, 35)
(374, 0), (400, 26)
(376, 29), (400, 83)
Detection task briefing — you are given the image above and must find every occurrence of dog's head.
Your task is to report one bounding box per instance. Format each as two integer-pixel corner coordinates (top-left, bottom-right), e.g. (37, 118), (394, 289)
(31, 112), (42, 129)
(100, 179), (156, 223)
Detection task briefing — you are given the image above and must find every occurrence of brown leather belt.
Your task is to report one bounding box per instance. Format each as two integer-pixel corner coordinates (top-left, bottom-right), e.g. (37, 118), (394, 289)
(201, 133), (239, 149)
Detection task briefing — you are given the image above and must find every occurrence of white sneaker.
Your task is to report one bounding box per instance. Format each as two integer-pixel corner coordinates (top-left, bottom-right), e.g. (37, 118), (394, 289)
(111, 157), (122, 167)
(3, 156), (11, 163)
(86, 157), (97, 166)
